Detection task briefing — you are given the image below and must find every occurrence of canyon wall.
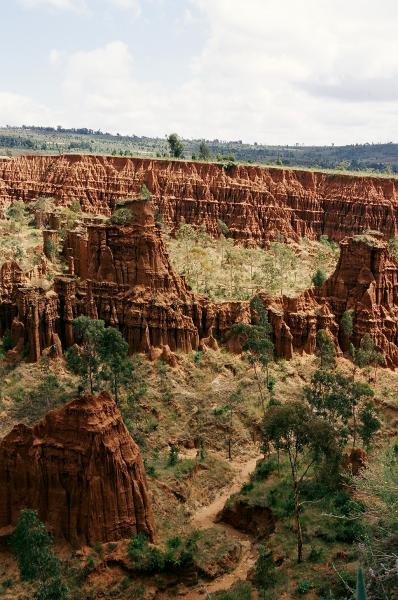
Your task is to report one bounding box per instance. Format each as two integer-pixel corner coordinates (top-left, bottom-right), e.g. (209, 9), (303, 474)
(261, 233), (398, 367)
(1, 154), (398, 244)
(3, 196), (398, 367)
(0, 391), (156, 546)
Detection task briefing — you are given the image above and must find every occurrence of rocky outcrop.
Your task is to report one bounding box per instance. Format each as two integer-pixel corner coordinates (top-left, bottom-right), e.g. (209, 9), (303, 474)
(0, 391), (156, 546)
(261, 233), (398, 367)
(2, 155), (398, 244)
(219, 498), (275, 538)
(55, 198), (203, 354)
(3, 185), (398, 366)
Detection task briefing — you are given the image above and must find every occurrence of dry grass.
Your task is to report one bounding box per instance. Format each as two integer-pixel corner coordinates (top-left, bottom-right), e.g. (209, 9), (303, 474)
(166, 228), (339, 301)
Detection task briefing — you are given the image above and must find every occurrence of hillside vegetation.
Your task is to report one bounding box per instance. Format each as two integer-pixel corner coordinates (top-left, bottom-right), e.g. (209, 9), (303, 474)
(2, 126), (398, 175)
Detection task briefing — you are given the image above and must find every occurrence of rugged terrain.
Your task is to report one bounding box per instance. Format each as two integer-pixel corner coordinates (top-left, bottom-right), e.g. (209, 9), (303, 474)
(0, 156), (397, 600)
(2, 155), (398, 243)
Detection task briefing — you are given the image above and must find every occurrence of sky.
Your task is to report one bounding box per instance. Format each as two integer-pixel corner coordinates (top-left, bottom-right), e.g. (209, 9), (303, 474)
(1, 0), (398, 145)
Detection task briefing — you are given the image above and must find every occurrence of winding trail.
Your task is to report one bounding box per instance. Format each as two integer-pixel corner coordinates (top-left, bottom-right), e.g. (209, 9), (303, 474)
(186, 453), (263, 599)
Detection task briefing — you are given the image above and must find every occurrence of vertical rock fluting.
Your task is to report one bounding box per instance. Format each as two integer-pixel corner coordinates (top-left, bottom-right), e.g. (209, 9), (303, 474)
(1, 155), (398, 243)
(56, 198), (203, 354)
(259, 235), (398, 367)
(0, 391), (156, 546)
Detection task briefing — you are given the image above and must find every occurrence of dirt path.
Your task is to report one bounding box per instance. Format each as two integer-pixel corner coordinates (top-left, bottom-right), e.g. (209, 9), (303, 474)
(185, 453), (263, 599)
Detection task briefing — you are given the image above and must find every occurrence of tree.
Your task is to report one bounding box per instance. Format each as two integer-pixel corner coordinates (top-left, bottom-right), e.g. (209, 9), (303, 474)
(315, 329), (336, 369)
(167, 133), (184, 158)
(175, 223), (197, 276)
(358, 401), (381, 450)
(67, 317), (133, 403)
(305, 369), (375, 449)
(217, 219), (229, 261)
(341, 309), (354, 339)
(224, 247), (244, 296)
(268, 242), (297, 296)
(263, 402), (339, 563)
(351, 334), (384, 381)
(312, 268), (327, 288)
(198, 140), (211, 161)
(225, 389), (242, 460)
(66, 316), (105, 393)
(98, 326), (132, 404)
(12, 510), (60, 582)
(231, 297), (274, 414)
(354, 447), (398, 599)
(5, 200), (30, 232)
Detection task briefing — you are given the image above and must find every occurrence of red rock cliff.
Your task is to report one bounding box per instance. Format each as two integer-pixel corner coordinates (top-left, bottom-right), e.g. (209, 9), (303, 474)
(262, 234), (398, 367)
(0, 391), (156, 546)
(1, 154), (398, 243)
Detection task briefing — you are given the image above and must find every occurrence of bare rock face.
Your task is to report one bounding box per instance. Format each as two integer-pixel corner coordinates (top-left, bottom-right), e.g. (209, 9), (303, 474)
(2, 170), (398, 367)
(219, 498), (275, 539)
(0, 391), (156, 546)
(2, 155), (398, 244)
(55, 198), (202, 354)
(262, 234), (398, 367)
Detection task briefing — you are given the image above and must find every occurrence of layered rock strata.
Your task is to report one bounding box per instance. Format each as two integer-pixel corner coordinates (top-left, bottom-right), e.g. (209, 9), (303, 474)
(0, 391), (156, 546)
(2, 192), (398, 366)
(2, 154), (398, 244)
(261, 233), (398, 367)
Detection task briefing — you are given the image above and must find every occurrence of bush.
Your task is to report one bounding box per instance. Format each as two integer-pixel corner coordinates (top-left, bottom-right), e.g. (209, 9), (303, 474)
(254, 546), (277, 590)
(127, 532), (198, 575)
(2, 335), (13, 351)
(296, 580), (314, 595)
(253, 458), (278, 481)
(109, 207), (132, 225)
(267, 481), (295, 517)
(312, 268), (327, 288)
(240, 482), (254, 494)
(34, 577), (68, 600)
(327, 492), (366, 543)
(213, 582), (254, 599)
(128, 534), (165, 574)
(167, 445), (179, 466)
(307, 545), (324, 563)
(12, 510), (60, 582)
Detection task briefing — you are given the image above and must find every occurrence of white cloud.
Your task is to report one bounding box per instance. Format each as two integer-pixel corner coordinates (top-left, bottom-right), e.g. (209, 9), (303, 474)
(49, 49), (62, 65)
(8, 0), (398, 143)
(0, 92), (59, 126)
(108, 0), (140, 17)
(20, 0), (87, 12)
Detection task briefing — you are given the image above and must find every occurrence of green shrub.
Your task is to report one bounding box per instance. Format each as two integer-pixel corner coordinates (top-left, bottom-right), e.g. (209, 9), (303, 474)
(307, 545), (324, 563)
(109, 207), (132, 225)
(34, 577), (68, 600)
(194, 350), (204, 365)
(267, 481), (295, 517)
(213, 582), (254, 599)
(128, 534), (165, 574)
(240, 482), (254, 494)
(128, 532), (199, 575)
(312, 268), (327, 288)
(2, 335), (13, 351)
(167, 445), (179, 466)
(254, 545), (277, 590)
(253, 458), (277, 481)
(296, 579), (314, 595)
(12, 510), (60, 582)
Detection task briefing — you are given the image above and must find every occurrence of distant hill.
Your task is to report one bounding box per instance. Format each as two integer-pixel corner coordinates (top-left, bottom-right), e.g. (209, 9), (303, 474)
(1, 125), (398, 175)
